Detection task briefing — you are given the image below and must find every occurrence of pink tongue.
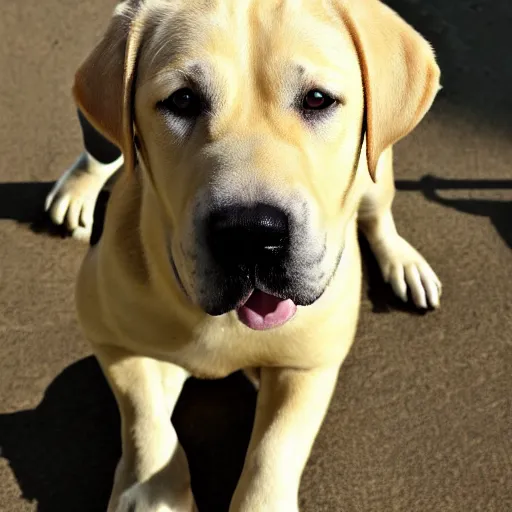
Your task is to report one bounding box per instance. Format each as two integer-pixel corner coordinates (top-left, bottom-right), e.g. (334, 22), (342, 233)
(237, 290), (297, 330)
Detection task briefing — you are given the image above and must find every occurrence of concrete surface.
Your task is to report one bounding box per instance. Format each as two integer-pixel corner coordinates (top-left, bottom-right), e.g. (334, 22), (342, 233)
(0, 1), (511, 511)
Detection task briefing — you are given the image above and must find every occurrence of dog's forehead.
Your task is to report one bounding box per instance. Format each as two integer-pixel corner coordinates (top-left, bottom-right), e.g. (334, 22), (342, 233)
(140, 0), (357, 81)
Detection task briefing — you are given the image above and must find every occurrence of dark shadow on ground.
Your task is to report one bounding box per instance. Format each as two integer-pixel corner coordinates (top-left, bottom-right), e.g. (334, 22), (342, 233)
(0, 181), (54, 225)
(0, 181), (109, 243)
(0, 357), (256, 512)
(396, 176), (512, 250)
(383, 0), (512, 133)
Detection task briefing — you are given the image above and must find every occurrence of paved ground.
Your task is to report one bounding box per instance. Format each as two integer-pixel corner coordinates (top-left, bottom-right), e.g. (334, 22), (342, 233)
(0, 1), (511, 511)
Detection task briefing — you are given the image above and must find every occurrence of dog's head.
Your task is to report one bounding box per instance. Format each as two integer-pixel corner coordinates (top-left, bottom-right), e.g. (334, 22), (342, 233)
(74, 0), (439, 330)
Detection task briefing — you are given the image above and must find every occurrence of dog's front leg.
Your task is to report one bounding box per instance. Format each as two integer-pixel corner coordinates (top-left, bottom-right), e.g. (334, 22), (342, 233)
(358, 148), (442, 309)
(94, 344), (195, 512)
(45, 110), (123, 240)
(230, 365), (340, 512)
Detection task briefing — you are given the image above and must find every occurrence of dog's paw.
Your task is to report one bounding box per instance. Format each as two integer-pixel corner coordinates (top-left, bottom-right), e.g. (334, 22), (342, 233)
(45, 152), (121, 240)
(114, 482), (196, 512)
(230, 495), (299, 512)
(114, 482), (197, 512)
(371, 235), (442, 309)
(109, 455), (196, 512)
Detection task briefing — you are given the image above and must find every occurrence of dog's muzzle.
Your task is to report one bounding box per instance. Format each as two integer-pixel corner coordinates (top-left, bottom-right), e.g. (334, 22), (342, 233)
(202, 203), (298, 330)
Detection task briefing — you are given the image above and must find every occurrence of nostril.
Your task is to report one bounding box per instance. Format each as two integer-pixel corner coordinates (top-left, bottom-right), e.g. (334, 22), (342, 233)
(207, 203), (289, 264)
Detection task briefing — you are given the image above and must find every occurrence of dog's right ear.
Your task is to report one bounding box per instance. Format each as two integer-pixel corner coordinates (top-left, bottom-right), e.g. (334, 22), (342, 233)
(336, 0), (441, 182)
(73, 0), (146, 172)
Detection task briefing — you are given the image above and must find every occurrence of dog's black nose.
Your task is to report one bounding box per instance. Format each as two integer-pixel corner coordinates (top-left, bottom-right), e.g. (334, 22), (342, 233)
(206, 203), (289, 266)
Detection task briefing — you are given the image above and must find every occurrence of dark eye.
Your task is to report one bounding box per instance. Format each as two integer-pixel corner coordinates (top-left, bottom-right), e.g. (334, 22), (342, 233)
(302, 89), (337, 111)
(161, 87), (202, 117)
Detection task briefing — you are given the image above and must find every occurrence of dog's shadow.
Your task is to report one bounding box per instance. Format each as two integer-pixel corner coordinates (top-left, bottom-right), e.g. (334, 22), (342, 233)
(397, 175), (512, 250)
(0, 183), (255, 512)
(1, 175), (510, 510)
(0, 357), (256, 512)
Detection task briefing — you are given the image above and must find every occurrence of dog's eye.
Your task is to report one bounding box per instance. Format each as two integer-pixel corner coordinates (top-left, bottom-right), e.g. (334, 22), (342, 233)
(162, 88), (202, 117)
(302, 90), (336, 111)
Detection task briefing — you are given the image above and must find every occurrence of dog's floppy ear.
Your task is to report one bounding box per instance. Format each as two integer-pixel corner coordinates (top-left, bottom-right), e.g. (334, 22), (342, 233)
(72, 0), (146, 172)
(337, 0), (441, 181)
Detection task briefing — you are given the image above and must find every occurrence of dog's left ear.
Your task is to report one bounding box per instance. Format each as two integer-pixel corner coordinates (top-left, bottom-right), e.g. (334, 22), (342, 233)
(337, 0), (441, 181)
(73, 0), (147, 173)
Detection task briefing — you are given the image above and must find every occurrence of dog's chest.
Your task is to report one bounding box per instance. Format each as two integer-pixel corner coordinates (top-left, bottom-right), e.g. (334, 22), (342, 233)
(156, 307), (358, 379)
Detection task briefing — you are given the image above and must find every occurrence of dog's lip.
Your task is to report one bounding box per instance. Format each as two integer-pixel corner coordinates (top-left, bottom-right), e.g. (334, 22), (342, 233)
(237, 289), (256, 309)
(169, 247), (192, 300)
(236, 289), (297, 330)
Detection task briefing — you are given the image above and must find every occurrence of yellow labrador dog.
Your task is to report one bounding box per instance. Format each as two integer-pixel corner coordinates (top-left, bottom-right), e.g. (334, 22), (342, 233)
(46, 0), (442, 510)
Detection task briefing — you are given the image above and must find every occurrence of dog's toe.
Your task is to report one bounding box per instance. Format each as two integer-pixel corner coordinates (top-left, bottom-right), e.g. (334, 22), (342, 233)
(47, 193), (71, 226)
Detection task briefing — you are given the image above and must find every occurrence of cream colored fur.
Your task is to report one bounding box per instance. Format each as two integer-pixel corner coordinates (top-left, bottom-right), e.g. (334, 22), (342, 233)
(46, 1), (442, 510)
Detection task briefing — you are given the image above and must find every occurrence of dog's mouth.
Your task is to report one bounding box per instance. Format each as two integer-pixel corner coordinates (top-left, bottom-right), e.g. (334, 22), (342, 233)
(168, 244), (299, 325)
(236, 289), (297, 331)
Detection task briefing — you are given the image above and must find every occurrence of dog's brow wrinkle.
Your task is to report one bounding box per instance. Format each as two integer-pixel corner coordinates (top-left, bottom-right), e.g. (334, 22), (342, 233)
(148, 37), (173, 71)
